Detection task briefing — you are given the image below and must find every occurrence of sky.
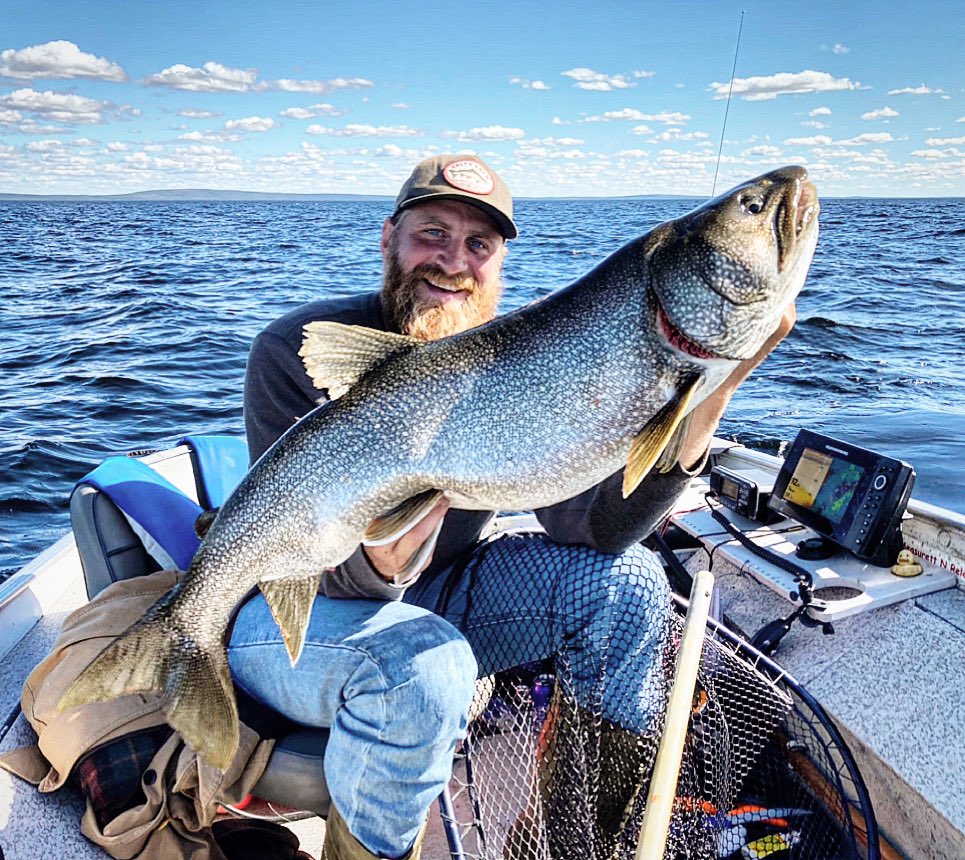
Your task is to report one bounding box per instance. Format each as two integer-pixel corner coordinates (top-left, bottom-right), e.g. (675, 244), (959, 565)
(1, 1), (962, 198)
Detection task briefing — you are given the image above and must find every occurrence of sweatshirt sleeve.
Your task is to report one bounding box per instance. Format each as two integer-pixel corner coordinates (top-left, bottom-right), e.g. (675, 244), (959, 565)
(244, 329), (323, 465)
(533, 452), (707, 554)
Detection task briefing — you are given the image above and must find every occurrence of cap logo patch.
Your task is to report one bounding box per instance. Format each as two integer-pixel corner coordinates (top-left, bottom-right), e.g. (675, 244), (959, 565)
(442, 160), (495, 196)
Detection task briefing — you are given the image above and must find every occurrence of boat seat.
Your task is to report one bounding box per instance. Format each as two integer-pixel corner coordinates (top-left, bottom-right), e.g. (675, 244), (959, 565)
(69, 437), (495, 822)
(69, 436), (333, 815)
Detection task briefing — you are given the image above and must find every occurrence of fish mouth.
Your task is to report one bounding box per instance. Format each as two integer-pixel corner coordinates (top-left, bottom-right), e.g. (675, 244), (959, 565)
(775, 177), (819, 273)
(656, 302), (720, 360)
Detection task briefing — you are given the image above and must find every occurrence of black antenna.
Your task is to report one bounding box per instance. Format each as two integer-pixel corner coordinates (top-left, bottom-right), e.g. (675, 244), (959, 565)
(711, 10), (745, 196)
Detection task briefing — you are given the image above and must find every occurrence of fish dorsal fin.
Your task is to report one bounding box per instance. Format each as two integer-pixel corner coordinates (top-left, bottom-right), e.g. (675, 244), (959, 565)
(299, 321), (419, 400)
(623, 375), (702, 498)
(258, 572), (323, 665)
(362, 489), (445, 546)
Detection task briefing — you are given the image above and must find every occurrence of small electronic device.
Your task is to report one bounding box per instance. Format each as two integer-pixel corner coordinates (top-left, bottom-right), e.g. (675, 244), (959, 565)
(768, 430), (915, 567)
(709, 465), (781, 524)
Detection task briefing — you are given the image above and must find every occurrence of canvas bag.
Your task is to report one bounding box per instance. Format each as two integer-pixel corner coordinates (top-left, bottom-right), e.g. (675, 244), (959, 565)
(0, 569), (275, 860)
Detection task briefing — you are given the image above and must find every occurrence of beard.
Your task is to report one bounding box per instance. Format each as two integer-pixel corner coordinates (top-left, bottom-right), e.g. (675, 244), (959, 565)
(380, 242), (503, 342)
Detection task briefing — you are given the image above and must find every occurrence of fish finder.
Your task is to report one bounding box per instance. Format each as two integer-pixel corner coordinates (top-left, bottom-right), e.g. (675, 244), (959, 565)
(767, 430), (915, 567)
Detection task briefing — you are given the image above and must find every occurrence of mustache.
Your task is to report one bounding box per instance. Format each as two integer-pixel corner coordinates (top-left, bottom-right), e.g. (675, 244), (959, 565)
(407, 263), (478, 294)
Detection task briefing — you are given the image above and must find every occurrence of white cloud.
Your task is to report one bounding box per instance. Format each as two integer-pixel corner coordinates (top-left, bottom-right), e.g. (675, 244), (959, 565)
(225, 116), (276, 132)
(525, 136), (585, 146)
(145, 62), (258, 93)
(281, 107), (314, 120)
(839, 132), (894, 145)
(280, 103), (345, 120)
(926, 135), (965, 146)
(259, 77), (373, 94)
(888, 84), (945, 96)
(784, 134), (834, 146)
(648, 129), (710, 143)
(26, 138), (63, 151)
(106, 141), (128, 152)
(391, 102), (410, 109)
(810, 106), (832, 116)
(630, 125), (653, 135)
(178, 129), (242, 143)
(376, 144), (403, 157)
(0, 108), (23, 124)
(306, 123), (421, 137)
(832, 44), (850, 55)
(743, 145), (783, 157)
(862, 106), (899, 121)
(442, 125), (525, 141)
(710, 70), (859, 101)
(911, 148), (955, 159)
(801, 121), (828, 129)
(509, 76), (550, 91)
(582, 108), (690, 125)
(0, 88), (106, 123)
(785, 132), (894, 147)
(179, 109), (221, 119)
(0, 40), (126, 82)
(551, 116), (570, 126)
(562, 68), (645, 91)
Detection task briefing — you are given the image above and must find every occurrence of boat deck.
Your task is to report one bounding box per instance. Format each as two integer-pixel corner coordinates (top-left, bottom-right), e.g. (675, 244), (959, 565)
(2, 441), (964, 859)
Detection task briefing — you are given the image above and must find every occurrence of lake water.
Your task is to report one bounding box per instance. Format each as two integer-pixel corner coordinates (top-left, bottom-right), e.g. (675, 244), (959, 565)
(1, 194), (963, 573)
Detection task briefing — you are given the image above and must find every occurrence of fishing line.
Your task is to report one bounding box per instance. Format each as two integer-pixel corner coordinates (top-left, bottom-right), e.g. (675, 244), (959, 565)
(711, 10), (745, 196)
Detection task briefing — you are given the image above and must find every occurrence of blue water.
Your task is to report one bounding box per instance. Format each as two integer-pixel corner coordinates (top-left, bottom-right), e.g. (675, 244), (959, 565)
(1, 196), (963, 573)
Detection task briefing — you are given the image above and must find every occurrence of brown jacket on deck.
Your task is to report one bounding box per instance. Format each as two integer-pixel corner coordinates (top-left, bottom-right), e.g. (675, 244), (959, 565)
(0, 570), (275, 860)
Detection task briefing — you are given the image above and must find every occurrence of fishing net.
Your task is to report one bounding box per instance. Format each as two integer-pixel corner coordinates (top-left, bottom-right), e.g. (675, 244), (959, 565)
(441, 537), (878, 860)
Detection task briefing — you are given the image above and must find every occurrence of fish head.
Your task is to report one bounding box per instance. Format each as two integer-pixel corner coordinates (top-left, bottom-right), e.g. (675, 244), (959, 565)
(647, 165), (819, 361)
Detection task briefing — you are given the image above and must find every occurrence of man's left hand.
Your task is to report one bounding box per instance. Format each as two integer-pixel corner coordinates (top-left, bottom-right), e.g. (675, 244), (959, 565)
(676, 303), (797, 471)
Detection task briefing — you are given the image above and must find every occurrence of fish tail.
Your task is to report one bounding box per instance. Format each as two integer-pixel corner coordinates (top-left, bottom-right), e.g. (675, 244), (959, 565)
(59, 608), (240, 772)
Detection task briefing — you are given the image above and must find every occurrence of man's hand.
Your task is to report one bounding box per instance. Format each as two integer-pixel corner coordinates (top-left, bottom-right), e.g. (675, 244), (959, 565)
(677, 303), (797, 471)
(362, 498), (451, 582)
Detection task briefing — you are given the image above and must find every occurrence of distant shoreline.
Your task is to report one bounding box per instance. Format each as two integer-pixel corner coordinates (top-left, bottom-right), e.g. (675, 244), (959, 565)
(0, 189), (697, 202)
(1, 189), (960, 202)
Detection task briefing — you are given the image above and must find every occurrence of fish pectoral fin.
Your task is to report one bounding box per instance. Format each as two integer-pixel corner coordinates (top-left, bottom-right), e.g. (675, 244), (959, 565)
(654, 413), (692, 474)
(194, 508), (218, 539)
(362, 489), (445, 546)
(299, 321), (420, 399)
(258, 573), (323, 666)
(623, 374), (702, 498)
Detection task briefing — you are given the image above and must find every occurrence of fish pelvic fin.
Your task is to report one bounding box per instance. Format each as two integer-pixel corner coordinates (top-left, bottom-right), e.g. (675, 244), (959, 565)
(258, 573), (323, 666)
(299, 321), (419, 400)
(623, 374), (702, 498)
(59, 599), (240, 771)
(363, 489), (446, 546)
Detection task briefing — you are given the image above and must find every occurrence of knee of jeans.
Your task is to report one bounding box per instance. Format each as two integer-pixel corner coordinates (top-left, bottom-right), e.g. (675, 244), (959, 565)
(407, 626), (478, 726)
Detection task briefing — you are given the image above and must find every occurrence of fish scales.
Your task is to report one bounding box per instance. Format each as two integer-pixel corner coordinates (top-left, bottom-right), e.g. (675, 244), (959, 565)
(60, 166), (820, 769)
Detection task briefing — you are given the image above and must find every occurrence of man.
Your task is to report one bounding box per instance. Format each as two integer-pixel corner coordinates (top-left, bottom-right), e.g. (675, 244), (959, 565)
(231, 154), (794, 860)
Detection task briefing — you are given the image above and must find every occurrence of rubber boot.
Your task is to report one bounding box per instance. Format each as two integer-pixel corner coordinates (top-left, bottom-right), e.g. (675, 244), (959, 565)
(533, 701), (654, 860)
(320, 804), (426, 860)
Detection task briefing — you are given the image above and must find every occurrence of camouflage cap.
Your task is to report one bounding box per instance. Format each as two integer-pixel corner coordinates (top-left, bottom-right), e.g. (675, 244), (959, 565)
(392, 154), (518, 239)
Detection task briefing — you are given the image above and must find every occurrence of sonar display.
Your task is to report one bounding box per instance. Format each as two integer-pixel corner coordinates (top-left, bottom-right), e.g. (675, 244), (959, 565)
(783, 447), (865, 526)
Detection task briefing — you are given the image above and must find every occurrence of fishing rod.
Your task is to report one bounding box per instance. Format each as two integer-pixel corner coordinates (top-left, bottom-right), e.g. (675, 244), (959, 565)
(711, 10), (745, 196)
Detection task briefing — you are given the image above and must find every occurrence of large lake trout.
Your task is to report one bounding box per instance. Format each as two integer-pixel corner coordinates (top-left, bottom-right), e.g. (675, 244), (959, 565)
(62, 166), (819, 769)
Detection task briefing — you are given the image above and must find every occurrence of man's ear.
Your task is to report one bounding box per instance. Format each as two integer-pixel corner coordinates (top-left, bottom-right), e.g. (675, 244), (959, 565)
(381, 217), (394, 256)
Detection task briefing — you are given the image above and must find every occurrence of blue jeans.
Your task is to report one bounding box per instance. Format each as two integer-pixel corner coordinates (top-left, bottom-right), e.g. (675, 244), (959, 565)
(227, 534), (670, 857)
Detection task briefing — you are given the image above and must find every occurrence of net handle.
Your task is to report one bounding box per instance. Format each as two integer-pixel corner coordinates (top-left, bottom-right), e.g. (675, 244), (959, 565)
(635, 569), (715, 860)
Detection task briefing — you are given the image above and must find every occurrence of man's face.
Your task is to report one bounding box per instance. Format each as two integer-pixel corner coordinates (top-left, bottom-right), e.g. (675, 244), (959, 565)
(380, 199), (507, 341)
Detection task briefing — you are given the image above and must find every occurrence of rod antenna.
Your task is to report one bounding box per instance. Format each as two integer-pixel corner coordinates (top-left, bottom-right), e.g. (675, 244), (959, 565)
(712, 10), (745, 196)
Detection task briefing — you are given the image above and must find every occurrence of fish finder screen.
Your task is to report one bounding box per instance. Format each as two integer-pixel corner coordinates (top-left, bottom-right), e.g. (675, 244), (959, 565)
(782, 447), (865, 526)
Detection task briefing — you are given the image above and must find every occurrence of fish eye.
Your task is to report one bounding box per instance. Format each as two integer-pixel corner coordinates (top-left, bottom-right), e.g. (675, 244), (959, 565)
(740, 194), (765, 215)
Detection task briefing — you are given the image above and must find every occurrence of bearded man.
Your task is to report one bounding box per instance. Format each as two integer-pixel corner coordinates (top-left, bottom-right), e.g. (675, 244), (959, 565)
(233, 155), (793, 860)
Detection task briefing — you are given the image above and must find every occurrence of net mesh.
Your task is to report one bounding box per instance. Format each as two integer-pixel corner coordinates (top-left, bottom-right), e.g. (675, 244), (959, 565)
(443, 551), (875, 860)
